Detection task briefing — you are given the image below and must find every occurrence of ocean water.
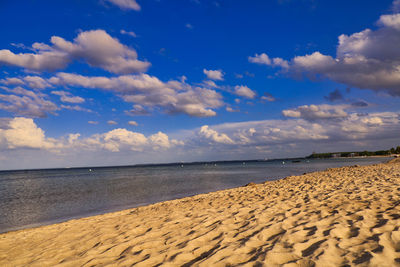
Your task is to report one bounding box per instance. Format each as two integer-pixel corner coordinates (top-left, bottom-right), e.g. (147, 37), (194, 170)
(0, 157), (391, 233)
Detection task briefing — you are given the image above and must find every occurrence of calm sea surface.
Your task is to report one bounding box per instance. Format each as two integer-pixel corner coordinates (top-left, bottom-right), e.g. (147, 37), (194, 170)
(0, 157), (391, 233)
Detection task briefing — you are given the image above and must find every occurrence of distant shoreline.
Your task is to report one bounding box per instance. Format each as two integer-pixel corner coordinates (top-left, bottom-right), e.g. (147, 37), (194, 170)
(0, 154), (395, 172)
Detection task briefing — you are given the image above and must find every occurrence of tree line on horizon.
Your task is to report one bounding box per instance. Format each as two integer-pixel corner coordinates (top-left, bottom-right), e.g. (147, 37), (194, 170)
(307, 146), (400, 159)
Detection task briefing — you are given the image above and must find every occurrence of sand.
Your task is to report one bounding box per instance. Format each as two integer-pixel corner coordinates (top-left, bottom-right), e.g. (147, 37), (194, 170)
(1, 159), (400, 266)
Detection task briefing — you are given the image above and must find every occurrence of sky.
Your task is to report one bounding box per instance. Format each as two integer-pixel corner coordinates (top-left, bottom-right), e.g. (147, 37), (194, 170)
(0, 0), (400, 170)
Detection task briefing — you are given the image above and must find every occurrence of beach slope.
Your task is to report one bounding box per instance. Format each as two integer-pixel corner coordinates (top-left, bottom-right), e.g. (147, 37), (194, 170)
(1, 160), (400, 266)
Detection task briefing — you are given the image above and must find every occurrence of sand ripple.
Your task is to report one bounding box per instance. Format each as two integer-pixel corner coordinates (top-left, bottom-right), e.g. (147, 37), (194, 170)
(1, 161), (400, 266)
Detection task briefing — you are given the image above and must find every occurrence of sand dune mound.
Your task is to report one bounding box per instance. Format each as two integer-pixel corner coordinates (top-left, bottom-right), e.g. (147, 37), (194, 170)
(1, 161), (400, 266)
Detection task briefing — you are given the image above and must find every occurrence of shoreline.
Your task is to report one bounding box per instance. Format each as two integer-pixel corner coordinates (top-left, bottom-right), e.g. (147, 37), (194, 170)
(1, 158), (400, 266)
(0, 157), (391, 235)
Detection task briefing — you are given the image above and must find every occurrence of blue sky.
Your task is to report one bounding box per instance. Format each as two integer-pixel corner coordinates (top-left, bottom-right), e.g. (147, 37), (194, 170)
(0, 0), (399, 169)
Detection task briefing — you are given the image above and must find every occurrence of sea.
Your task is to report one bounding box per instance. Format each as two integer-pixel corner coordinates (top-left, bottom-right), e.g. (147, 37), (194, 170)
(0, 157), (391, 233)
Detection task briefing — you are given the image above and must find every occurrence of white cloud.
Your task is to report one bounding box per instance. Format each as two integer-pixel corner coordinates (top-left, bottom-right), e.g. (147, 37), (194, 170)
(202, 80), (218, 88)
(0, 47), (69, 71)
(105, 0), (141, 11)
(198, 125), (234, 144)
(23, 76), (51, 89)
(148, 132), (171, 149)
(361, 116), (383, 125)
(0, 78), (25, 86)
(86, 128), (181, 152)
(186, 23), (194, 29)
(192, 111), (399, 149)
(293, 52), (335, 70)
(1, 76), (51, 89)
(0, 117), (62, 150)
(88, 121), (99, 125)
(0, 30), (150, 74)
(226, 106), (239, 112)
(0, 110), (399, 168)
(261, 93), (276, 102)
(0, 120), (183, 155)
(234, 85), (256, 99)
(203, 69), (224, 81)
(60, 104), (92, 113)
(378, 13), (400, 30)
(51, 30), (149, 74)
(248, 53), (289, 69)
(68, 133), (80, 144)
(282, 104), (348, 120)
(102, 128), (148, 152)
(50, 72), (223, 117)
(120, 29), (137, 37)
(252, 10), (400, 96)
(128, 120), (138, 126)
(249, 53), (271, 65)
(0, 86), (58, 118)
(51, 90), (85, 103)
(125, 104), (150, 116)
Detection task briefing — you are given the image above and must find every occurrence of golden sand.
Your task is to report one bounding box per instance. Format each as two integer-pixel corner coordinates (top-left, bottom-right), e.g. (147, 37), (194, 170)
(1, 159), (400, 266)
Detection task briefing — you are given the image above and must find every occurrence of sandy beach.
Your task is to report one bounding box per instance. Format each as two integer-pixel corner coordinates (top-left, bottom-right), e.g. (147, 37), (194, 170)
(1, 159), (400, 266)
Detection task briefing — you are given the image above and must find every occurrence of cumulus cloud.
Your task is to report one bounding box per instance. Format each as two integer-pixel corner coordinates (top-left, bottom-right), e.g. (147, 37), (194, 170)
(234, 85), (256, 99)
(148, 132), (171, 149)
(105, 0), (141, 11)
(1, 110), (399, 165)
(193, 110), (399, 150)
(0, 30), (150, 74)
(0, 86), (58, 118)
(0, 117), (62, 150)
(51, 90), (85, 103)
(378, 13), (400, 30)
(251, 9), (400, 96)
(102, 128), (146, 151)
(50, 72), (223, 117)
(198, 125), (234, 144)
(0, 117), (183, 154)
(248, 53), (289, 68)
(128, 120), (138, 126)
(203, 69), (224, 81)
(85, 128), (181, 152)
(282, 104), (348, 120)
